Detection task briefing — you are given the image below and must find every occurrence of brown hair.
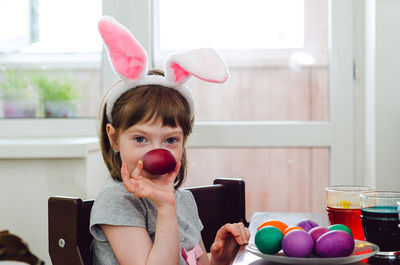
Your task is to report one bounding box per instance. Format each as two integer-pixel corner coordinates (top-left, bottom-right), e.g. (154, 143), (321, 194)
(98, 70), (194, 189)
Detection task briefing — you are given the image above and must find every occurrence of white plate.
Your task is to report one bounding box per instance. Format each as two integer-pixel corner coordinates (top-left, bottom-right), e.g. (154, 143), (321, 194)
(246, 240), (379, 264)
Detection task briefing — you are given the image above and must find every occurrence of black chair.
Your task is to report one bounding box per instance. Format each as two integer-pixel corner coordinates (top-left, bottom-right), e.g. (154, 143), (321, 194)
(48, 178), (247, 265)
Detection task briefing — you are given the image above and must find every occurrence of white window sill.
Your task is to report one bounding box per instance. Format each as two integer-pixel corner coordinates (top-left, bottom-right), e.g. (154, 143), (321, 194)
(0, 137), (100, 159)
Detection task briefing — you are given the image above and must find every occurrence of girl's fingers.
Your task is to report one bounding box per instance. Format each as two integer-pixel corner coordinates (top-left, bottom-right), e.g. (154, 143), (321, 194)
(245, 227), (250, 241)
(121, 163), (133, 191)
(122, 161), (144, 193)
(121, 163), (130, 182)
(131, 160), (143, 179)
(210, 240), (224, 254)
(219, 223), (248, 245)
(231, 224), (245, 245)
(166, 161), (181, 182)
(238, 222), (247, 244)
(237, 223), (246, 244)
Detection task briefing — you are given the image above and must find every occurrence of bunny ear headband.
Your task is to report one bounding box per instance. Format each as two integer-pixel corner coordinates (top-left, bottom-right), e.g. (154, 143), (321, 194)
(98, 16), (230, 123)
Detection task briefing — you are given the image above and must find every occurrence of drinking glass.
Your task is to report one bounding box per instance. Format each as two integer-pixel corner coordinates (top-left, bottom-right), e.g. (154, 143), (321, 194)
(326, 185), (374, 240)
(398, 200), (400, 219)
(360, 191), (400, 257)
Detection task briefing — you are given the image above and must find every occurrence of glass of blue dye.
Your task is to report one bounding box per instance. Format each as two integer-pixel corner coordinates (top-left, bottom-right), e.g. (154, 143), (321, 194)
(360, 191), (400, 257)
(398, 200), (400, 218)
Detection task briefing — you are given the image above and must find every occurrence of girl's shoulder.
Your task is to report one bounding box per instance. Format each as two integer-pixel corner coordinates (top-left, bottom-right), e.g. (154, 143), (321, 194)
(175, 188), (198, 208)
(90, 180), (152, 228)
(94, 180), (126, 201)
(176, 188), (195, 200)
(92, 180), (148, 213)
(90, 180), (151, 241)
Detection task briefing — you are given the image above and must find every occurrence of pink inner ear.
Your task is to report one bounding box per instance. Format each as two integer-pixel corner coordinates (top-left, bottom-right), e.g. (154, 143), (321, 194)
(170, 63), (190, 83)
(109, 51), (146, 80)
(99, 19), (147, 80)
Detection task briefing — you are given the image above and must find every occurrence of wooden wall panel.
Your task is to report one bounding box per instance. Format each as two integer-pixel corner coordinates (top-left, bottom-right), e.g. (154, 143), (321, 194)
(185, 148), (330, 220)
(189, 66), (328, 121)
(311, 67), (329, 120)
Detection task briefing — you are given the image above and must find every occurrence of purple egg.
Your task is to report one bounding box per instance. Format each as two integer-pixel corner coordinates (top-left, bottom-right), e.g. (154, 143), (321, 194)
(315, 230), (355, 258)
(282, 230), (314, 257)
(296, 219), (319, 232)
(309, 226), (330, 243)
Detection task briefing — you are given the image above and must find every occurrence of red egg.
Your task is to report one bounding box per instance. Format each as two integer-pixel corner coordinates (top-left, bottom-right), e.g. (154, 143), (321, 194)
(142, 149), (176, 175)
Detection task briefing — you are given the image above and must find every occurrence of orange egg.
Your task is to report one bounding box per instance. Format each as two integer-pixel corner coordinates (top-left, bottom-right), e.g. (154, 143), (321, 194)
(257, 220), (288, 233)
(283, 226), (304, 235)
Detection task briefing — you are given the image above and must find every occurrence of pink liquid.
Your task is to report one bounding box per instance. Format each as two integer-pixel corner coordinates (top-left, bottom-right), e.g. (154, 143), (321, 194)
(326, 206), (365, 240)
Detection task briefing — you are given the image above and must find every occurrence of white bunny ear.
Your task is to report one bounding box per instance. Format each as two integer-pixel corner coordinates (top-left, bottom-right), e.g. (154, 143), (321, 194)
(98, 16), (148, 84)
(165, 48), (229, 85)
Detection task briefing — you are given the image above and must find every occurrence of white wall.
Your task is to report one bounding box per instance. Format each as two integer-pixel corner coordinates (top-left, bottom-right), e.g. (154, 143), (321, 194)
(0, 146), (109, 265)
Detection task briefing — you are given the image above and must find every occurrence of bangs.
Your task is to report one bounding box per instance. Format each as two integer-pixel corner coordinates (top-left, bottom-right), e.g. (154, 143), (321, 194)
(112, 85), (192, 136)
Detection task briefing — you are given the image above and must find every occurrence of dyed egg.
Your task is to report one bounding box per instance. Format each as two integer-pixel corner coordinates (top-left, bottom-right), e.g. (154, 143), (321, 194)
(308, 226), (330, 243)
(142, 149), (176, 175)
(282, 230), (314, 257)
(257, 220), (288, 233)
(315, 230), (355, 258)
(283, 226), (303, 236)
(327, 224), (353, 237)
(255, 226), (283, 255)
(296, 219), (319, 232)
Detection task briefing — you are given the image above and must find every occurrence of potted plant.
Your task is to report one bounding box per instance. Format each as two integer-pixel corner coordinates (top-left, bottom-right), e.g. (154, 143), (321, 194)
(0, 70), (39, 118)
(32, 73), (81, 118)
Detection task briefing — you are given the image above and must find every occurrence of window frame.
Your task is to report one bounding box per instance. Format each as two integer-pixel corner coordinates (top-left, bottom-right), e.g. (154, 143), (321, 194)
(152, 0), (328, 68)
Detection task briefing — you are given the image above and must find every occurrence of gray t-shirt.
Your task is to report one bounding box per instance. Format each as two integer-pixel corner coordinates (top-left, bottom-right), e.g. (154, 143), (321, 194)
(90, 180), (204, 265)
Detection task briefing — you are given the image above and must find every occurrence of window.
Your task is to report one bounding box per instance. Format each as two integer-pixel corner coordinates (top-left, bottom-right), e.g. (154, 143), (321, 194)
(157, 0), (304, 50)
(153, 0), (328, 122)
(153, 0), (326, 67)
(0, 0), (102, 53)
(150, 0), (355, 214)
(0, 0), (102, 119)
(0, 0), (36, 53)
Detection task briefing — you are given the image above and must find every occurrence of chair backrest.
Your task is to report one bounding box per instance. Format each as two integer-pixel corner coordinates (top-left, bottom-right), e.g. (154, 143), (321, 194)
(48, 178), (247, 265)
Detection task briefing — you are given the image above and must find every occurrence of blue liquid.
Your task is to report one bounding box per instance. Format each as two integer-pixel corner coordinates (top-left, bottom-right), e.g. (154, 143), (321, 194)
(361, 206), (400, 252)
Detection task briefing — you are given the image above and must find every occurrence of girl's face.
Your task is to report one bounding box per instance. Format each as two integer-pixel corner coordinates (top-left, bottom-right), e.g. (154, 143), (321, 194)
(107, 120), (184, 179)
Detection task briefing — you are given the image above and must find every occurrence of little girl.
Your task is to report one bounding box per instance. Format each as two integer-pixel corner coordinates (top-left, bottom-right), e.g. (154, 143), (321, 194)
(90, 16), (250, 265)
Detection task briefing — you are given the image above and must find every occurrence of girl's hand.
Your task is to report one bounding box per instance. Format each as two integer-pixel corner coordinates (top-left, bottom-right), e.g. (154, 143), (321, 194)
(121, 161), (181, 208)
(210, 222), (250, 265)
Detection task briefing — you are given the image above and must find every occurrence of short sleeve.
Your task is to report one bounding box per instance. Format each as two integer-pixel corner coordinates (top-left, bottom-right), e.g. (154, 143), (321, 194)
(183, 189), (204, 232)
(89, 181), (148, 241)
(175, 188), (204, 252)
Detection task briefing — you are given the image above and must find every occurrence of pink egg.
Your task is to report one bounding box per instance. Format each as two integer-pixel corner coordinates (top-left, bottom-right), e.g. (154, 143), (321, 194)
(309, 226), (330, 243)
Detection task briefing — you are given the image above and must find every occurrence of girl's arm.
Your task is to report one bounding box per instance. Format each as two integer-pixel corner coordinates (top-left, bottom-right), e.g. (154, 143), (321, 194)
(101, 202), (179, 265)
(101, 161), (181, 265)
(198, 240), (210, 265)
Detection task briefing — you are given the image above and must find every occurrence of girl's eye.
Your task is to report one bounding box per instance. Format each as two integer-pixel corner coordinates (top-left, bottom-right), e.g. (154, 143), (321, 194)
(166, 137), (178, 144)
(134, 136), (146, 143)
